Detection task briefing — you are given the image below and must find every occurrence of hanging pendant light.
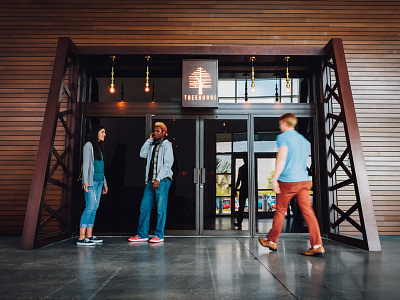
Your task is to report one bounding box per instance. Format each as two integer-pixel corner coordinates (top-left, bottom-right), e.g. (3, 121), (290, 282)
(250, 56), (256, 92)
(145, 55), (151, 92)
(284, 56), (291, 94)
(109, 55), (116, 93)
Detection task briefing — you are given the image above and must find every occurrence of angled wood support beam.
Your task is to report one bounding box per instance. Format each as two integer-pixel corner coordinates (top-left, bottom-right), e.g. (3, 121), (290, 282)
(322, 38), (381, 251)
(20, 37), (78, 250)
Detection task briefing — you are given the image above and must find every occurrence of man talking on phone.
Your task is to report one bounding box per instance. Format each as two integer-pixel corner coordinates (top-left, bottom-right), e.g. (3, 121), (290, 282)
(129, 122), (174, 243)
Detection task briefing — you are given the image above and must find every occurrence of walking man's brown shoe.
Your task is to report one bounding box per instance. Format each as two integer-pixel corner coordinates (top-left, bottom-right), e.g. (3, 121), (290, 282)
(301, 246), (325, 256)
(258, 238), (277, 251)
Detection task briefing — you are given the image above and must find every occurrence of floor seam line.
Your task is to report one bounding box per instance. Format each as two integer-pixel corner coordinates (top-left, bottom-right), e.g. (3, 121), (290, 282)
(236, 237), (300, 300)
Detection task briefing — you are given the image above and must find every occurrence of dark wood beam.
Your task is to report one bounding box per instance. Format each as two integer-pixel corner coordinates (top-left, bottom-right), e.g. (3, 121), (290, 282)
(78, 45), (325, 56)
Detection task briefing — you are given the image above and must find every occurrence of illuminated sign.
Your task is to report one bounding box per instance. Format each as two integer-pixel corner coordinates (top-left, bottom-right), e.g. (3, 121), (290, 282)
(182, 59), (218, 108)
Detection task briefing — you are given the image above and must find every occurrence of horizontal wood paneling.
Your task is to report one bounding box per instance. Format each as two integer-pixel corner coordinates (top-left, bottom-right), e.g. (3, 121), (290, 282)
(1, 0), (399, 235)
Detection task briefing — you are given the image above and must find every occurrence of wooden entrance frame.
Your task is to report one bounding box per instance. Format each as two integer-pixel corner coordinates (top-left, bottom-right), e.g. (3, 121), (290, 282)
(20, 37), (381, 251)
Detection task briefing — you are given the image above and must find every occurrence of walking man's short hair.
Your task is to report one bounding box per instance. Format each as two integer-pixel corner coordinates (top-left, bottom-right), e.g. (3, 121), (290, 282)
(279, 113), (297, 128)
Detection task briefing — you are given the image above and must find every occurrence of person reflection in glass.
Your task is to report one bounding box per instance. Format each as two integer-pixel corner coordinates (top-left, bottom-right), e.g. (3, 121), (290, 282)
(233, 156), (248, 229)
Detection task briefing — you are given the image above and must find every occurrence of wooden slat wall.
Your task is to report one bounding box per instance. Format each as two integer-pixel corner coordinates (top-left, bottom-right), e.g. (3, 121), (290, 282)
(1, 0), (399, 235)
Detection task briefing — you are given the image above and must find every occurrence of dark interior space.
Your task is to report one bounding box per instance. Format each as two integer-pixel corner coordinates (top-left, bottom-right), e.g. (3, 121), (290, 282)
(86, 117), (146, 234)
(87, 117), (198, 234)
(153, 118), (197, 231)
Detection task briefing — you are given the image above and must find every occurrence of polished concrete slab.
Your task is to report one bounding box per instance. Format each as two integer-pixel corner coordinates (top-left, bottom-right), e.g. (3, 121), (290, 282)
(0, 235), (399, 299)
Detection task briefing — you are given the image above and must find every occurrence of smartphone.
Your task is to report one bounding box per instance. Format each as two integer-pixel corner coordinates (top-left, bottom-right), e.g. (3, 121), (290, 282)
(152, 133), (155, 138)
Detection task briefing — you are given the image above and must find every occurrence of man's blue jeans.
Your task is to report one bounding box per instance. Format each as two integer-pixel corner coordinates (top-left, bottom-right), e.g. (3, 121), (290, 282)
(137, 178), (171, 239)
(80, 180), (103, 228)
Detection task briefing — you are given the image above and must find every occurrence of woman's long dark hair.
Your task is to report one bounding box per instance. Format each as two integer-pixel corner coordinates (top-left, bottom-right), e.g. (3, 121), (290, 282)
(89, 125), (105, 161)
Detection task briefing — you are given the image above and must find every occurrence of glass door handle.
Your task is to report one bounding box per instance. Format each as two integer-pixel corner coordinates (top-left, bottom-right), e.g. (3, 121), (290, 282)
(201, 168), (206, 184)
(194, 168), (199, 184)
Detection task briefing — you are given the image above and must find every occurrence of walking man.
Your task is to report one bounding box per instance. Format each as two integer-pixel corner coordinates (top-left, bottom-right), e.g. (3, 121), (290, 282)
(129, 122), (174, 243)
(259, 113), (325, 256)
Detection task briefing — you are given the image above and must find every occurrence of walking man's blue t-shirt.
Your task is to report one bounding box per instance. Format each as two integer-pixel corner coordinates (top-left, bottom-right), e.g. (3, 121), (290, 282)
(276, 130), (310, 182)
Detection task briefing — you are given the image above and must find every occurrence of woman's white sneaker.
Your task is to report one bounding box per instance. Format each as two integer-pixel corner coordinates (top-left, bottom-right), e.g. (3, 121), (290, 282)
(77, 238), (96, 246)
(88, 236), (103, 243)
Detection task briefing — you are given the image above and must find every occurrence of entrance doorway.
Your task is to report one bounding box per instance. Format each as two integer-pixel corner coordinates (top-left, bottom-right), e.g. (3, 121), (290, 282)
(151, 115), (250, 236)
(20, 38), (379, 250)
(90, 114), (317, 237)
(202, 116), (249, 235)
(253, 117), (315, 235)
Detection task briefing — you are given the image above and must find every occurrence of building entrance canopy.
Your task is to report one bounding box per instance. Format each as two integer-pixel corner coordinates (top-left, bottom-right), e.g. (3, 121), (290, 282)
(20, 38), (380, 252)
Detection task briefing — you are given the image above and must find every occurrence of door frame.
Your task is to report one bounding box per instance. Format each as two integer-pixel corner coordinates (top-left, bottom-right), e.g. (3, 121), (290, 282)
(150, 113), (252, 236)
(84, 104), (317, 237)
(149, 114), (200, 236)
(200, 114), (251, 236)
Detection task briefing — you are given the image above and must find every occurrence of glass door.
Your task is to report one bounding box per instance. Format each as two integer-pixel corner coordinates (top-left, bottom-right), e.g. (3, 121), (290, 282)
(253, 117), (315, 235)
(150, 114), (250, 236)
(253, 118), (280, 234)
(149, 115), (199, 235)
(201, 116), (249, 235)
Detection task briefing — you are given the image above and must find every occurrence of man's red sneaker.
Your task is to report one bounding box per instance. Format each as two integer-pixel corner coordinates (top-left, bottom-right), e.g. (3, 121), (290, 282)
(149, 236), (164, 243)
(128, 235), (149, 242)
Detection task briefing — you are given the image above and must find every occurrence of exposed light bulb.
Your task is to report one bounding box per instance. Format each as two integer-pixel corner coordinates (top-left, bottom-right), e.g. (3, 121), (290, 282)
(286, 79), (291, 93)
(251, 84), (255, 93)
(145, 85), (150, 92)
(110, 84), (115, 93)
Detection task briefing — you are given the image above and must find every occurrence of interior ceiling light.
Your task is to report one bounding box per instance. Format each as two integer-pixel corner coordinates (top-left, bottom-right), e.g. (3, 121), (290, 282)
(109, 55), (116, 93)
(284, 56), (291, 94)
(250, 56), (256, 92)
(145, 55), (151, 92)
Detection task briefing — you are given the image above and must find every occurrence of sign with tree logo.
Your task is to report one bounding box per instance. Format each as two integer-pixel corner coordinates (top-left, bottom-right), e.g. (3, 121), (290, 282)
(182, 59), (218, 108)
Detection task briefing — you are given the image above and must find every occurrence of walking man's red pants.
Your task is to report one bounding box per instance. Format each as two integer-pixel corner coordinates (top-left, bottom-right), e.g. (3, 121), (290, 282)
(267, 181), (323, 246)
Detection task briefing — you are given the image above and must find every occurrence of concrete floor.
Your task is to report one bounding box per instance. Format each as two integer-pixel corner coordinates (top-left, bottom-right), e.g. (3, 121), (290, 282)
(1, 235), (399, 299)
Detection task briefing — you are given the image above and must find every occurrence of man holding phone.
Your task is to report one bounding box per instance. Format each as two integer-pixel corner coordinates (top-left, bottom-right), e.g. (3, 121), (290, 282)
(128, 122), (174, 243)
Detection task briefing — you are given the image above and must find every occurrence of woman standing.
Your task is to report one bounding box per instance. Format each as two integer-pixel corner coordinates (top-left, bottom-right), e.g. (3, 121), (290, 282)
(77, 125), (108, 246)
